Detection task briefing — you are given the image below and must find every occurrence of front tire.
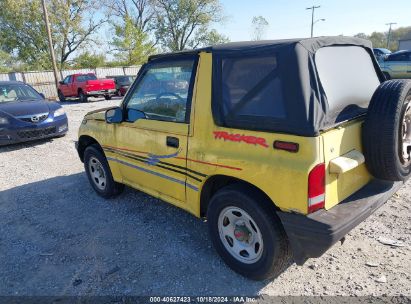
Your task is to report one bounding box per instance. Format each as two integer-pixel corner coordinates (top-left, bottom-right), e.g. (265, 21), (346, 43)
(84, 145), (124, 198)
(104, 95), (112, 100)
(207, 184), (291, 280)
(58, 90), (65, 102)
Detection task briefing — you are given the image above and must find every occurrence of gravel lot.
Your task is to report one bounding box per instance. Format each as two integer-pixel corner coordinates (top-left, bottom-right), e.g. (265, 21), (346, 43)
(0, 98), (410, 297)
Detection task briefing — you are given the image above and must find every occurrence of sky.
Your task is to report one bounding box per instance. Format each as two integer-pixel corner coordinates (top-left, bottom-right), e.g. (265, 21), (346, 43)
(214, 0), (411, 41)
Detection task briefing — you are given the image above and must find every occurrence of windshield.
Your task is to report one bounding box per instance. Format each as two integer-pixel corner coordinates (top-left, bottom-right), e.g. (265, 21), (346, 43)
(0, 84), (43, 103)
(117, 76), (134, 84)
(77, 74), (97, 82)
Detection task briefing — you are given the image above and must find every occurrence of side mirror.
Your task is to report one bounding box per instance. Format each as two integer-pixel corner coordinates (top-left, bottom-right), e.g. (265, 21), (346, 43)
(39, 93), (46, 99)
(59, 81), (64, 85)
(127, 108), (146, 122)
(105, 107), (123, 124)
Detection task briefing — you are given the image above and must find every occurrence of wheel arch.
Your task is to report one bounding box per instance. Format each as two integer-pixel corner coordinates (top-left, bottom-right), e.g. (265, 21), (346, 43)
(199, 174), (280, 218)
(77, 135), (103, 162)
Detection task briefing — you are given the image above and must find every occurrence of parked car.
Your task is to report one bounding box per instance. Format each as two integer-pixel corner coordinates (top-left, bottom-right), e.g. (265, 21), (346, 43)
(380, 50), (411, 79)
(0, 81), (68, 146)
(75, 37), (410, 280)
(58, 73), (116, 102)
(373, 47), (391, 62)
(108, 75), (135, 96)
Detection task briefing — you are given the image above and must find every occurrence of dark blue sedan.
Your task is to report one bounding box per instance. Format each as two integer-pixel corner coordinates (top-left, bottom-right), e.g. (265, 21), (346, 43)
(0, 81), (68, 146)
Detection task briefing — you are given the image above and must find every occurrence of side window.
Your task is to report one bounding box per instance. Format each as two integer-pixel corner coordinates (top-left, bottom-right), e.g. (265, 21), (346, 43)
(219, 53), (285, 119)
(63, 76), (71, 84)
(387, 53), (408, 62)
(126, 58), (196, 123)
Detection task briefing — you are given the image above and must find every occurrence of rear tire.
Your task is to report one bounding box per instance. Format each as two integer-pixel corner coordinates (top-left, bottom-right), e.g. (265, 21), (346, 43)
(58, 90), (65, 102)
(104, 95), (112, 100)
(207, 184), (291, 280)
(363, 79), (411, 181)
(84, 144), (124, 198)
(79, 90), (88, 103)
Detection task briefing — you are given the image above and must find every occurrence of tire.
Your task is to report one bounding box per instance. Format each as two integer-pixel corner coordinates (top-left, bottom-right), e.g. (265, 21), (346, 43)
(58, 90), (65, 102)
(104, 95), (112, 100)
(207, 184), (291, 280)
(79, 90), (88, 103)
(383, 72), (391, 81)
(363, 79), (411, 181)
(84, 144), (124, 198)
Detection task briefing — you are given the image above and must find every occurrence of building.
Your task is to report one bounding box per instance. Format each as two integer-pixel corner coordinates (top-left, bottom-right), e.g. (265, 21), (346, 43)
(398, 31), (411, 50)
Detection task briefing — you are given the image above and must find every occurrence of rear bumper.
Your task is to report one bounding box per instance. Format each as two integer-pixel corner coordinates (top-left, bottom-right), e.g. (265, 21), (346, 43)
(277, 179), (404, 265)
(86, 89), (116, 96)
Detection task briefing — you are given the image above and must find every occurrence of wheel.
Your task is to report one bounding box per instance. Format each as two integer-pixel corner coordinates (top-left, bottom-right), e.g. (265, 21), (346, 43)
(383, 72), (391, 81)
(58, 90), (65, 102)
(104, 95), (112, 100)
(207, 184), (291, 280)
(84, 144), (124, 198)
(363, 79), (411, 181)
(79, 90), (88, 103)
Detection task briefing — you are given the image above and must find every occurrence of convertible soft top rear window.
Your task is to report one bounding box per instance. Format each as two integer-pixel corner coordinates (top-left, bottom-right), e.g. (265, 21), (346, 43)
(209, 37), (384, 136)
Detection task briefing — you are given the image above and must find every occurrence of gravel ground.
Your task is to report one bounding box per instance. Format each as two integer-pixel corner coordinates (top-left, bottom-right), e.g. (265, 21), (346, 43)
(0, 98), (410, 297)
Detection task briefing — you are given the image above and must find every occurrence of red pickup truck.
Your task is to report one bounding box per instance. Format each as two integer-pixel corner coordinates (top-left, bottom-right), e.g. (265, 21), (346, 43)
(58, 73), (116, 102)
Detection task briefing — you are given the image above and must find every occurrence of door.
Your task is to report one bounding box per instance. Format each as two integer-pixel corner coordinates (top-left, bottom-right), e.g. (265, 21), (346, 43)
(110, 56), (198, 203)
(60, 76), (72, 96)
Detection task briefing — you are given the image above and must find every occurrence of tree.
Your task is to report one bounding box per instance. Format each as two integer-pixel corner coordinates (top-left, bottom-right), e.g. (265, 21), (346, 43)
(112, 16), (156, 65)
(354, 26), (411, 51)
(49, 0), (107, 68)
(0, 0), (106, 70)
(152, 0), (228, 51)
(106, 0), (155, 33)
(73, 51), (107, 68)
(0, 0), (50, 70)
(251, 16), (269, 41)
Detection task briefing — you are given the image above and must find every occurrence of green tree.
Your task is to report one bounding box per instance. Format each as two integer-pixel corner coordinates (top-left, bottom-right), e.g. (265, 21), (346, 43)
(152, 0), (228, 51)
(112, 16), (156, 65)
(73, 52), (107, 68)
(251, 16), (269, 41)
(0, 0), (50, 70)
(354, 26), (411, 51)
(0, 0), (106, 70)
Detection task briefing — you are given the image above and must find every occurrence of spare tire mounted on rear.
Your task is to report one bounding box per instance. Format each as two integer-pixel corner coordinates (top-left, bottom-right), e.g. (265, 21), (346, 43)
(363, 79), (411, 181)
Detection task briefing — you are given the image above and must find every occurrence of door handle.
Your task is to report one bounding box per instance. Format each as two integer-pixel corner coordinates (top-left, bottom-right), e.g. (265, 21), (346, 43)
(166, 136), (179, 148)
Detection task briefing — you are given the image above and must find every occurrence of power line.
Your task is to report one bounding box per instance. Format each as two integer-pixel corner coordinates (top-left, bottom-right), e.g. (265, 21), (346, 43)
(306, 5), (322, 38)
(386, 22), (397, 49)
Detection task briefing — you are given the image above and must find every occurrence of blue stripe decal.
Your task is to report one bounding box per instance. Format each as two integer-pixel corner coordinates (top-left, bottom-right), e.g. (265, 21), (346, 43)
(107, 157), (199, 191)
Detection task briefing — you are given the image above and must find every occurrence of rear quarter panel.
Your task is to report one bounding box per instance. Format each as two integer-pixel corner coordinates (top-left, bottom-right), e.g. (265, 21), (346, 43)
(186, 53), (323, 216)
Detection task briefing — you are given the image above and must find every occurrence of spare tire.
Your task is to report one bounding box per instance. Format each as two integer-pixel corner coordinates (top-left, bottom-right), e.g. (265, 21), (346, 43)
(363, 79), (411, 181)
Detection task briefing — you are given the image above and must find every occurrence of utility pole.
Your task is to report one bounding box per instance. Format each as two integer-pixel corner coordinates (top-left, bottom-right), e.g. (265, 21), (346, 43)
(41, 0), (60, 96)
(306, 5), (321, 38)
(386, 22), (397, 49)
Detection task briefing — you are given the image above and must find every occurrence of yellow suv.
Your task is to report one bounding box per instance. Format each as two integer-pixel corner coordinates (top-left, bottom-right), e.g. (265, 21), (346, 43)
(76, 37), (411, 280)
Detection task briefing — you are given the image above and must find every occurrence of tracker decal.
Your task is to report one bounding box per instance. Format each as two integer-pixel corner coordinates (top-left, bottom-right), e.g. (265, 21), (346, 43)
(107, 157), (199, 191)
(103, 146), (206, 183)
(146, 150), (181, 166)
(102, 144), (242, 171)
(213, 131), (269, 148)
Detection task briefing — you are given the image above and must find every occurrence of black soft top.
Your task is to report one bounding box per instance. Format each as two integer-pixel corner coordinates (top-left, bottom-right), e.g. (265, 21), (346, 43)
(149, 37), (373, 60)
(149, 37), (384, 136)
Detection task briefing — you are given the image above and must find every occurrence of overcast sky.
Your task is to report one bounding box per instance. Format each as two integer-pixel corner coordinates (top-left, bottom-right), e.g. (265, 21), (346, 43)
(215, 0), (411, 41)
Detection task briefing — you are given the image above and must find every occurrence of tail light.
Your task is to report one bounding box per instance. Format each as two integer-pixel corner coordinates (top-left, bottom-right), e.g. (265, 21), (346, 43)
(308, 163), (326, 213)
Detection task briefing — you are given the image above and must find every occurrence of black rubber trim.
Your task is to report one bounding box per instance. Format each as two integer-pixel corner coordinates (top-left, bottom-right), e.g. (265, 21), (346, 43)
(277, 179), (404, 265)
